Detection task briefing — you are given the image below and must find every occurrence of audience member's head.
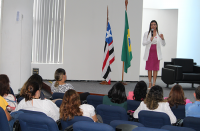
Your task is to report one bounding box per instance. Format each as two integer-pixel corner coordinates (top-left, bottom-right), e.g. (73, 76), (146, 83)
(20, 74), (43, 96)
(108, 82), (127, 104)
(133, 81), (147, 101)
(167, 84), (186, 107)
(24, 81), (40, 101)
(60, 89), (82, 120)
(54, 68), (66, 87)
(194, 86), (200, 101)
(0, 74), (10, 96)
(144, 85), (164, 110)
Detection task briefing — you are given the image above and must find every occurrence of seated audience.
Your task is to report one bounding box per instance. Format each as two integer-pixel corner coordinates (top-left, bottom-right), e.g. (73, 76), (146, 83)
(165, 84), (192, 107)
(0, 81), (23, 131)
(60, 89), (100, 122)
(103, 82), (127, 110)
(51, 68), (74, 94)
(134, 85), (176, 124)
(15, 81), (59, 121)
(127, 80), (147, 101)
(0, 74), (17, 112)
(186, 86), (200, 117)
(20, 74), (48, 100)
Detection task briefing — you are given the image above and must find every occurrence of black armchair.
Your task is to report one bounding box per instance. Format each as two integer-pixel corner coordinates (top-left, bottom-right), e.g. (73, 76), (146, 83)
(161, 58), (200, 87)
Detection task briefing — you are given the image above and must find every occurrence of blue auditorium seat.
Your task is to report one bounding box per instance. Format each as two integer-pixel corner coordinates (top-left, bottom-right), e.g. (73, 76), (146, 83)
(161, 125), (195, 131)
(18, 113), (59, 131)
(73, 121), (115, 131)
(52, 92), (65, 99)
(0, 107), (10, 131)
(96, 104), (128, 124)
(86, 95), (103, 109)
(110, 120), (144, 129)
(127, 100), (141, 111)
(55, 100), (62, 107)
(138, 110), (171, 128)
(183, 117), (200, 131)
(60, 116), (93, 131)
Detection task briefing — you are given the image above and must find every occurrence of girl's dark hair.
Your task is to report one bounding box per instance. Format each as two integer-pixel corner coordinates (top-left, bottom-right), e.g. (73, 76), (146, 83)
(108, 82), (127, 104)
(133, 81), (147, 101)
(144, 85), (164, 110)
(60, 89), (82, 120)
(167, 84), (186, 107)
(0, 74), (10, 96)
(24, 82), (40, 101)
(20, 74), (43, 96)
(148, 20), (159, 36)
(54, 68), (66, 87)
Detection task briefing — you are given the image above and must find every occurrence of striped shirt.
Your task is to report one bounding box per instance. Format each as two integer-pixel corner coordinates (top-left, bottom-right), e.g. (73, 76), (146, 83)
(51, 81), (74, 93)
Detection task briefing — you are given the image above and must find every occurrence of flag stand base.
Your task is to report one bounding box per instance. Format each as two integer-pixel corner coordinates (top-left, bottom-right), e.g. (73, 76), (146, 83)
(100, 81), (110, 85)
(120, 81), (127, 85)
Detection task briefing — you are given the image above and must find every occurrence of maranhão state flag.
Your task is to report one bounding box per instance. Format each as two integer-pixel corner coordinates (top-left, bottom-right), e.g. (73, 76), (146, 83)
(101, 22), (115, 84)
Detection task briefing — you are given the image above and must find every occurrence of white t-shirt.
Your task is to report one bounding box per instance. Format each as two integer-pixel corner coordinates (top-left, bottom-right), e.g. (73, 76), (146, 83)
(15, 99), (59, 121)
(133, 101), (176, 124)
(79, 104), (95, 120)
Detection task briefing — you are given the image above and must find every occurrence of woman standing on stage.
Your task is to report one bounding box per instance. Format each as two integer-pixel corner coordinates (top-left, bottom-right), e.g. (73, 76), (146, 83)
(142, 20), (166, 89)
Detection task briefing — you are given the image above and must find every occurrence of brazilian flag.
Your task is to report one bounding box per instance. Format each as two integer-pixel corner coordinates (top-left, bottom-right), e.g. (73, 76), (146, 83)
(121, 10), (132, 73)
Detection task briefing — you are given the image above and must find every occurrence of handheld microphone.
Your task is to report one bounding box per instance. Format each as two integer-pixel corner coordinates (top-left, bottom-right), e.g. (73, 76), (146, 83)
(151, 29), (154, 37)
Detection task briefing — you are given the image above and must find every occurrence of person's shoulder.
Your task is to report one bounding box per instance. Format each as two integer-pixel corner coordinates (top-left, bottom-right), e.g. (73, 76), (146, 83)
(159, 101), (169, 106)
(103, 95), (109, 99)
(80, 104), (95, 110)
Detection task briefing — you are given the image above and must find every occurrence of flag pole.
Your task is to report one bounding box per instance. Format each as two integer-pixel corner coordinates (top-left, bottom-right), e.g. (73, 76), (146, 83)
(100, 6), (110, 85)
(121, 0), (128, 85)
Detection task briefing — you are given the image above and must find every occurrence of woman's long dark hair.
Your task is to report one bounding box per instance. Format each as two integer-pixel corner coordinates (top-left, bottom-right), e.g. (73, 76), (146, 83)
(133, 81), (147, 101)
(144, 85), (164, 110)
(20, 74), (43, 96)
(0, 74), (10, 96)
(24, 82), (40, 101)
(108, 82), (127, 104)
(148, 20), (159, 36)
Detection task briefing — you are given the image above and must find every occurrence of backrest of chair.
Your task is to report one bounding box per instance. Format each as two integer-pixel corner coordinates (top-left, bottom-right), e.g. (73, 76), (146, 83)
(132, 127), (169, 131)
(171, 105), (185, 119)
(73, 121), (115, 131)
(0, 107), (10, 131)
(19, 113), (59, 131)
(87, 95), (103, 109)
(127, 100), (141, 111)
(52, 92), (64, 99)
(161, 125), (195, 131)
(96, 104), (128, 124)
(183, 117), (200, 131)
(172, 58), (194, 72)
(55, 100), (62, 108)
(138, 110), (171, 128)
(19, 109), (47, 116)
(60, 116), (93, 130)
(17, 97), (24, 103)
(9, 87), (15, 96)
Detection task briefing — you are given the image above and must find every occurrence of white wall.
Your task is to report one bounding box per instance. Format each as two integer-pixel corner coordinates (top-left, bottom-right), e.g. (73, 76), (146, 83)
(143, 0), (200, 67)
(63, 0), (143, 81)
(140, 9), (178, 76)
(0, 0), (33, 93)
(32, 0), (143, 81)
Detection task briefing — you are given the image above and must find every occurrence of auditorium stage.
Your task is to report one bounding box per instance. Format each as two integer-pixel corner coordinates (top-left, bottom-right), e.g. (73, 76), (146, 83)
(44, 77), (197, 102)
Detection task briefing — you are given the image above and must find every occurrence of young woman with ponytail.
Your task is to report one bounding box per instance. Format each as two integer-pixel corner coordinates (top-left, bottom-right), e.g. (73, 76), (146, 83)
(15, 81), (59, 121)
(51, 68), (74, 93)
